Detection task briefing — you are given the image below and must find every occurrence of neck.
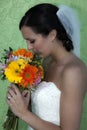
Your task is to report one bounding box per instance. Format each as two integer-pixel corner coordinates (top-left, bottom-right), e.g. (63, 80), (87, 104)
(51, 40), (73, 65)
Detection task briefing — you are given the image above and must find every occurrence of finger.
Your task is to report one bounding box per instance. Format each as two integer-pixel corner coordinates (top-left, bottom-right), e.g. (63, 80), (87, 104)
(6, 94), (11, 101)
(8, 85), (17, 95)
(10, 84), (21, 95)
(7, 87), (16, 98)
(6, 87), (12, 101)
(22, 90), (28, 96)
(6, 97), (14, 108)
(22, 90), (30, 97)
(6, 90), (15, 102)
(6, 97), (11, 105)
(6, 93), (13, 104)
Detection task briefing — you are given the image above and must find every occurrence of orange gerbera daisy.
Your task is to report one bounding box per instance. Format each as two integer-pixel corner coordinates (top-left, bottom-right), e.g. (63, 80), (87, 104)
(19, 64), (38, 88)
(24, 51), (34, 59)
(13, 48), (34, 59)
(13, 49), (26, 56)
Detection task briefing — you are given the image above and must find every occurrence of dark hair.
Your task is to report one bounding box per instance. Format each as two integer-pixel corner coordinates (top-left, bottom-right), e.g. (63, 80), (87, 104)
(19, 3), (73, 52)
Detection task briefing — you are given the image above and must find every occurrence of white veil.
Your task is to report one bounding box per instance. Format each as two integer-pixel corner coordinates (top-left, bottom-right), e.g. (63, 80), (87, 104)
(56, 5), (80, 57)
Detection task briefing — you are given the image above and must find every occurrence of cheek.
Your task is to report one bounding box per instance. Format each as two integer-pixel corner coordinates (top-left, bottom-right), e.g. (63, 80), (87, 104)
(34, 38), (51, 55)
(38, 43), (47, 52)
(34, 43), (42, 51)
(34, 40), (44, 50)
(39, 43), (51, 57)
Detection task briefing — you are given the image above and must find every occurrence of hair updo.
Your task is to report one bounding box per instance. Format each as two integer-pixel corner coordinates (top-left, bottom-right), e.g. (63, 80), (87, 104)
(19, 3), (73, 52)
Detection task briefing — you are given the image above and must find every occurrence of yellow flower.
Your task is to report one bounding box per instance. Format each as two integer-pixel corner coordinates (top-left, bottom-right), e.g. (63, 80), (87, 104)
(17, 59), (28, 69)
(4, 59), (27, 83)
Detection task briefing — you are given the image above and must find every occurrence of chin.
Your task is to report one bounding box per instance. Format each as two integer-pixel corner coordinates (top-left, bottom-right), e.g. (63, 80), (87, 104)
(41, 55), (48, 59)
(39, 54), (44, 58)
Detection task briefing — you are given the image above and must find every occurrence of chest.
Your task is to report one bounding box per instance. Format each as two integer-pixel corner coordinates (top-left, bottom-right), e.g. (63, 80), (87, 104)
(45, 63), (64, 87)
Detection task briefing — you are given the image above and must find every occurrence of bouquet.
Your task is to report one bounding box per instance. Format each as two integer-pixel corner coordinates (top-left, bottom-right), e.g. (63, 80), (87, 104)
(0, 47), (44, 130)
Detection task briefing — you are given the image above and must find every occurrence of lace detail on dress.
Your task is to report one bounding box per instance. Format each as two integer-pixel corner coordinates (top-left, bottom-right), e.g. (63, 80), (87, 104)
(28, 81), (61, 130)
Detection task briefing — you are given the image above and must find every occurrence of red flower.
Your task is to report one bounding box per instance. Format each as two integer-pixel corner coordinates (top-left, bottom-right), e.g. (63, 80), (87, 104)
(19, 64), (38, 88)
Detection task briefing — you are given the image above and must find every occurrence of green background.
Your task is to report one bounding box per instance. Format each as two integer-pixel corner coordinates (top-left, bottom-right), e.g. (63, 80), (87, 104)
(0, 0), (87, 130)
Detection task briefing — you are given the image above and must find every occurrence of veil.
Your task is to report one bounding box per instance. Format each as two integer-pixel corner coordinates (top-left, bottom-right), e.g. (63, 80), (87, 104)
(56, 5), (80, 57)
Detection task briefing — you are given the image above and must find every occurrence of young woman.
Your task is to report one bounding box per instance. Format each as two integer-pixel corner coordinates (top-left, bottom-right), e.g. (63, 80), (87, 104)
(6, 3), (87, 130)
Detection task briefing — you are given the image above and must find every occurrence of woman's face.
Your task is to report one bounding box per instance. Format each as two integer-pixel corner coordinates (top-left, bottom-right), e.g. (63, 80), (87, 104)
(21, 26), (55, 58)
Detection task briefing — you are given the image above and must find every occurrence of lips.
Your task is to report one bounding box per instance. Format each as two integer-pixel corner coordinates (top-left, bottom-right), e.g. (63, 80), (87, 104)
(30, 50), (43, 57)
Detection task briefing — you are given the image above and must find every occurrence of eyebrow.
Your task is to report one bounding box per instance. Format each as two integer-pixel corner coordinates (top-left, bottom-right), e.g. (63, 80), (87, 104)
(24, 38), (36, 43)
(24, 38), (32, 41)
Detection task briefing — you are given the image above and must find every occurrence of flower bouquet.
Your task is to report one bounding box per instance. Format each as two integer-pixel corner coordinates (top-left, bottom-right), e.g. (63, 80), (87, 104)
(0, 47), (44, 130)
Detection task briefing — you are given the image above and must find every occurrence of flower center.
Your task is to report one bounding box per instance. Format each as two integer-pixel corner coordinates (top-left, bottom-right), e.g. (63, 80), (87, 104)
(15, 70), (19, 73)
(26, 73), (30, 78)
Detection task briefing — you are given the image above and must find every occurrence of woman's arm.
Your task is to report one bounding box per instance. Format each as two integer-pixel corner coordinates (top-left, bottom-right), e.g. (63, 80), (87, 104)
(21, 110), (61, 130)
(60, 66), (86, 130)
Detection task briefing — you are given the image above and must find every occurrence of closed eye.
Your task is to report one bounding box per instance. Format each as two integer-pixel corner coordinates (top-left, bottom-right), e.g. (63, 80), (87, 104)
(24, 37), (36, 44)
(30, 39), (35, 44)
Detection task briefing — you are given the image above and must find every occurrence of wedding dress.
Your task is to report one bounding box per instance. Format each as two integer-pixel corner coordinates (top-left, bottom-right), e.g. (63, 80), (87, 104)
(28, 81), (61, 130)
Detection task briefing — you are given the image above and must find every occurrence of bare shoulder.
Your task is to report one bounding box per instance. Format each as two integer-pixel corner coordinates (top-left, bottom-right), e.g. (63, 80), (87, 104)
(61, 58), (87, 92)
(60, 58), (87, 130)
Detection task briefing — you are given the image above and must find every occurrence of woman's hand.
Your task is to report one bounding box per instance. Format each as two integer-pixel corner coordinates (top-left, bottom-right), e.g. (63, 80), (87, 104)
(6, 84), (30, 118)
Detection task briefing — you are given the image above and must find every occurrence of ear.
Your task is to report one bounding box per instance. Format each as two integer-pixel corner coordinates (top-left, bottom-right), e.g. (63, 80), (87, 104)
(48, 29), (57, 41)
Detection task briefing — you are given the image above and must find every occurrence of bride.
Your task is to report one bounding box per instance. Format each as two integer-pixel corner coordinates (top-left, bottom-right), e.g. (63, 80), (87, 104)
(6, 3), (87, 130)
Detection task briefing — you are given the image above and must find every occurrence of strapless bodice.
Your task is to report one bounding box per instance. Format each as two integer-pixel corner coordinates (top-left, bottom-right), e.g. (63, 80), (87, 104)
(28, 81), (61, 130)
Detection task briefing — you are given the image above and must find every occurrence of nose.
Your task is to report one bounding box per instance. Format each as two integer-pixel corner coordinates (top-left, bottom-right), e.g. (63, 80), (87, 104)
(26, 42), (33, 50)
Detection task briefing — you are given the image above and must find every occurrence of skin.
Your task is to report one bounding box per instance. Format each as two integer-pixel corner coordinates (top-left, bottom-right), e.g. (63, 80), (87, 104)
(6, 26), (87, 130)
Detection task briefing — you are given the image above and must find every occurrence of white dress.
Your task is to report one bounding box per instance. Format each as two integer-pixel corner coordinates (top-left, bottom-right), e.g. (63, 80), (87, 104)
(28, 81), (61, 130)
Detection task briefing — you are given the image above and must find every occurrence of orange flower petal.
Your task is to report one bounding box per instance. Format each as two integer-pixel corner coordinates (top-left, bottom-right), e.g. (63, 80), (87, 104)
(19, 64), (38, 88)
